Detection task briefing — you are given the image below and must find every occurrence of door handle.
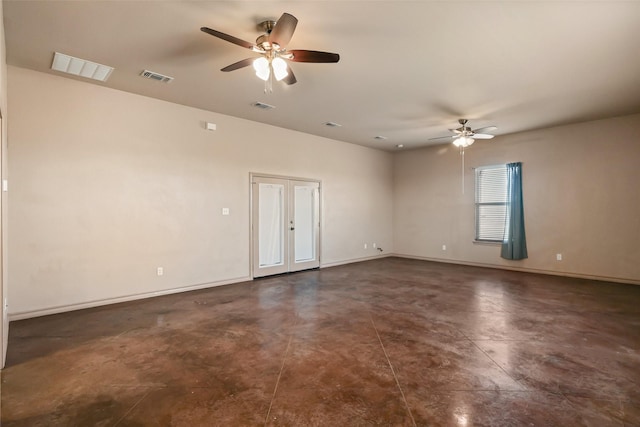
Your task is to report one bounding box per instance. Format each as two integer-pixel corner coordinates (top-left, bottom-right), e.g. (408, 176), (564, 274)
(290, 227), (295, 231)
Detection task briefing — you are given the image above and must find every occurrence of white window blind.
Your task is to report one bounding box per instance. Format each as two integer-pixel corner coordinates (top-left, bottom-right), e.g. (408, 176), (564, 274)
(475, 165), (508, 242)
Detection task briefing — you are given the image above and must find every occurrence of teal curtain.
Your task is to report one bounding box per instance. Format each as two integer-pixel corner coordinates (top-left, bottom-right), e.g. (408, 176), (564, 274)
(501, 162), (528, 260)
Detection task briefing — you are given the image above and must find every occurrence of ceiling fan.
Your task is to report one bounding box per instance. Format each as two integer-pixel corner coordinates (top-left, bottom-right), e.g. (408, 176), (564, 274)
(201, 13), (340, 91)
(429, 119), (497, 148)
(430, 119), (498, 193)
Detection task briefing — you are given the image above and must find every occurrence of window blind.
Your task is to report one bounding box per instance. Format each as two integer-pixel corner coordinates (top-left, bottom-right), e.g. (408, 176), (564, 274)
(475, 165), (508, 242)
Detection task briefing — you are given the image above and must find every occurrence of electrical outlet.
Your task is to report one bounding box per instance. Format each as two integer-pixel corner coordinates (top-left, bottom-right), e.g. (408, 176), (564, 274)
(157, 267), (164, 276)
(364, 243), (367, 249)
(373, 243), (377, 249)
(556, 253), (562, 261)
(222, 208), (230, 215)
(442, 245), (447, 251)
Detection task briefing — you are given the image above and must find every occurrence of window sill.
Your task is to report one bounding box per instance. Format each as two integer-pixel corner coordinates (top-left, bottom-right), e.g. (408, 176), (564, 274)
(473, 240), (502, 246)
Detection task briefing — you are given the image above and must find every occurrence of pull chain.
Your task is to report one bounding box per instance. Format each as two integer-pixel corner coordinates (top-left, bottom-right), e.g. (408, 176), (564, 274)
(461, 147), (465, 194)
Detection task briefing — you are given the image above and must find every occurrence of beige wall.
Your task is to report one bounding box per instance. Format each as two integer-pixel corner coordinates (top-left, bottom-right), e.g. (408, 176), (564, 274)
(7, 64), (639, 323)
(394, 113), (640, 284)
(1, 0), (8, 367)
(7, 66), (393, 318)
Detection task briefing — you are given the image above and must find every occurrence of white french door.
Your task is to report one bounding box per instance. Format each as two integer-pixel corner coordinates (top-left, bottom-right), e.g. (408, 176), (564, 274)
(251, 176), (320, 278)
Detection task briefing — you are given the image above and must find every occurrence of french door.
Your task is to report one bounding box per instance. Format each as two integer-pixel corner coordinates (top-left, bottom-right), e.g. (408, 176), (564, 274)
(251, 176), (320, 278)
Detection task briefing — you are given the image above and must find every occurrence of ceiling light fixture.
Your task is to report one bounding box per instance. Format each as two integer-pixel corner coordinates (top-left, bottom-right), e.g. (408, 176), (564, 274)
(453, 136), (474, 148)
(253, 53), (289, 93)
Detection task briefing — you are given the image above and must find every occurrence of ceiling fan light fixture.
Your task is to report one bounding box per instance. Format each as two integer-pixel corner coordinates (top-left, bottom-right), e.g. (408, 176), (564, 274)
(253, 57), (270, 81)
(202, 12), (339, 90)
(272, 57), (288, 81)
(453, 136), (474, 148)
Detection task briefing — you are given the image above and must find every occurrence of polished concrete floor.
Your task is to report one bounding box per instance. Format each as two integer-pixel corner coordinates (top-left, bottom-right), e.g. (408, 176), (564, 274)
(2, 257), (640, 426)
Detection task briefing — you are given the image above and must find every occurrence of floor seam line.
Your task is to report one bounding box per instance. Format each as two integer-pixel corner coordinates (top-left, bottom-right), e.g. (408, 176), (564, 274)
(369, 313), (417, 427)
(263, 316), (297, 426)
(113, 389), (151, 427)
(469, 339), (528, 391)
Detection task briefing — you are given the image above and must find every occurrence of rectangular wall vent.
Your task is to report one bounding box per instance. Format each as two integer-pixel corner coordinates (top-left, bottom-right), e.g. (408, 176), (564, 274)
(251, 102), (275, 110)
(51, 52), (113, 82)
(140, 70), (174, 83)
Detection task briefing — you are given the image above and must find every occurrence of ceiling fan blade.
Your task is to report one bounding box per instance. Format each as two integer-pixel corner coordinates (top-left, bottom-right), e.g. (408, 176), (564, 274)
(270, 13), (298, 48)
(200, 27), (255, 50)
(472, 126), (497, 134)
(221, 58), (254, 72)
(472, 134), (495, 139)
(282, 68), (297, 85)
(289, 50), (340, 63)
(428, 135), (455, 141)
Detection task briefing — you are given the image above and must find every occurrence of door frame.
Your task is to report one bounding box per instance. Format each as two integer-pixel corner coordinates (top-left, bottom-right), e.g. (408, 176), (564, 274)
(0, 112), (5, 368)
(250, 173), (322, 279)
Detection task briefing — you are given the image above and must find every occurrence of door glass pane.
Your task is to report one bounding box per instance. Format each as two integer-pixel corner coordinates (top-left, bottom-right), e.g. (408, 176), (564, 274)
(258, 183), (284, 267)
(294, 186), (316, 263)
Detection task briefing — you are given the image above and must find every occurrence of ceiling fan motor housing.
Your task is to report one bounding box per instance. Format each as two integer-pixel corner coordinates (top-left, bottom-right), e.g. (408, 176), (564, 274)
(258, 20), (276, 34)
(256, 34), (278, 51)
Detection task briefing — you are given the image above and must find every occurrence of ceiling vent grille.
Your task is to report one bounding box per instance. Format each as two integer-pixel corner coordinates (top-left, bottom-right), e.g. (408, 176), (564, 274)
(324, 121), (342, 128)
(51, 52), (114, 82)
(140, 70), (174, 83)
(251, 102), (275, 110)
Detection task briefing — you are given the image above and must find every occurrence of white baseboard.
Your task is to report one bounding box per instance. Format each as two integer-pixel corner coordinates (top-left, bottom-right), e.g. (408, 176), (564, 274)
(8, 253), (391, 321)
(393, 253), (640, 285)
(11, 253), (636, 322)
(321, 253), (391, 269)
(8, 276), (252, 321)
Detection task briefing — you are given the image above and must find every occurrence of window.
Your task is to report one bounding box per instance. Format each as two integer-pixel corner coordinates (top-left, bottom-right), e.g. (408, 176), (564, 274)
(475, 165), (508, 242)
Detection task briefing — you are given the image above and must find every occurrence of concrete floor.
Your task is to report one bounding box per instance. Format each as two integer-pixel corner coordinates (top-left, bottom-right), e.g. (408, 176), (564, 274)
(2, 257), (639, 426)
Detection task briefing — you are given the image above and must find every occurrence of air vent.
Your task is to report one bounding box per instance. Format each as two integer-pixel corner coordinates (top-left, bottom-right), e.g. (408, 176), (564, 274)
(251, 102), (275, 110)
(324, 122), (342, 128)
(51, 52), (113, 82)
(140, 70), (174, 83)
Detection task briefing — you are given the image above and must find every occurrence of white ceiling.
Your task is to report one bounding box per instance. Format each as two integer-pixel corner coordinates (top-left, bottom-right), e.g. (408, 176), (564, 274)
(4, 1), (640, 151)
